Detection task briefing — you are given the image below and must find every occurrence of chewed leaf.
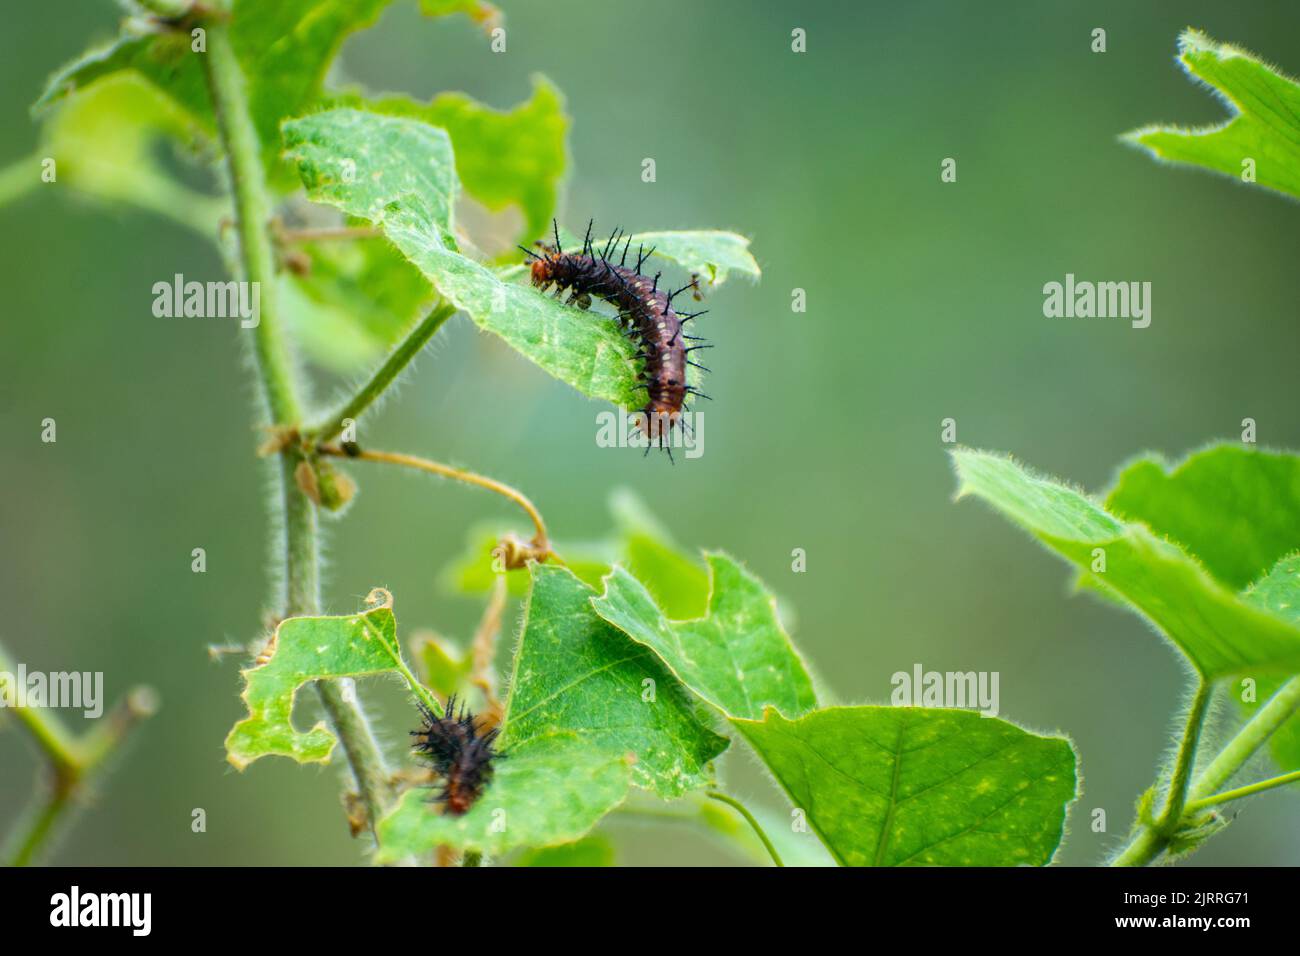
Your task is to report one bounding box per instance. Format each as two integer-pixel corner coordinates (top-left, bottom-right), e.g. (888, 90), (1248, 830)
(1125, 29), (1300, 201)
(283, 108), (645, 407)
(376, 562), (725, 857)
(226, 602), (412, 769)
(345, 75), (568, 244)
(375, 736), (631, 860)
(501, 564), (729, 797)
(952, 449), (1300, 678)
(591, 552), (816, 720)
(733, 707), (1078, 867)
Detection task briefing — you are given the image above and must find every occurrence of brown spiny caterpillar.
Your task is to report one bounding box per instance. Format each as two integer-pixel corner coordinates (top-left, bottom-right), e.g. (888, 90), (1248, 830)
(411, 694), (503, 815)
(521, 221), (711, 459)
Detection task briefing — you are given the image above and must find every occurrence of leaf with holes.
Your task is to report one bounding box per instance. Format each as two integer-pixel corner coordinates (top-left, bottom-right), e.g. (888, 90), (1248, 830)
(226, 601), (418, 769)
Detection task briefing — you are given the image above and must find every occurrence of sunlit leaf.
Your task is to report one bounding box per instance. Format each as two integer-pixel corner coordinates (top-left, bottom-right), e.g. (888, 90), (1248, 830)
(1125, 29), (1300, 201)
(952, 449), (1300, 678)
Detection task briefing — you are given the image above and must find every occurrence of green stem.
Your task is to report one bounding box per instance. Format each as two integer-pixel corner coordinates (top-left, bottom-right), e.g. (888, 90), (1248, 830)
(201, 22), (300, 426)
(1113, 675), (1300, 867)
(201, 13), (394, 843)
(1192, 674), (1300, 799)
(5, 786), (73, 867)
(1187, 770), (1300, 812)
(307, 301), (458, 444)
(2, 682), (155, 867)
(1156, 680), (1211, 829)
(1112, 680), (1211, 867)
(706, 791), (784, 867)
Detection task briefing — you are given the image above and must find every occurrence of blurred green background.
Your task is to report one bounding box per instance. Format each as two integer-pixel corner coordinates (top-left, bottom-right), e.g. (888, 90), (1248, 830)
(3, 1), (1299, 866)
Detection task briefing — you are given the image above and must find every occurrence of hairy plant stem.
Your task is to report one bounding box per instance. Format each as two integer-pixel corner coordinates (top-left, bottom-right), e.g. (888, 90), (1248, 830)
(308, 301), (458, 444)
(1, 641), (155, 866)
(1113, 675), (1300, 866)
(201, 14), (394, 844)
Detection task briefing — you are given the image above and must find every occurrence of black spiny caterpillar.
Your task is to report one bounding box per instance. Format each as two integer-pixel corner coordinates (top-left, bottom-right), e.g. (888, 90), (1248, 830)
(410, 694), (503, 815)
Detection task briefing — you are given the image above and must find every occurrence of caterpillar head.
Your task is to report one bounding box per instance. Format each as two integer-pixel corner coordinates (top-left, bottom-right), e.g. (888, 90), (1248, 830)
(528, 244), (559, 286)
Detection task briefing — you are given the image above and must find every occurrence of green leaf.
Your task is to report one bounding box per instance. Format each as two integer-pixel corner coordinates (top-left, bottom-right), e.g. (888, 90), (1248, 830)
(609, 489), (711, 618)
(952, 449), (1300, 679)
(1124, 29), (1300, 201)
(1241, 554), (1300, 772)
(410, 632), (473, 700)
(39, 73), (223, 231)
(548, 225), (761, 289)
(618, 230), (760, 287)
(283, 107), (650, 407)
(591, 553), (817, 720)
(1103, 445), (1300, 590)
(500, 564), (729, 797)
(376, 736), (631, 860)
(377, 563), (730, 858)
(732, 706), (1078, 867)
(344, 75), (568, 244)
(514, 834), (615, 867)
(226, 601), (414, 769)
(37, 0), (398, 187)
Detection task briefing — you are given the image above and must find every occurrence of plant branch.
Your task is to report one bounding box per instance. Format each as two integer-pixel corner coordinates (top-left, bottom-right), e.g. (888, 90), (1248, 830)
(201, 12), (395, 844)
(2, 650), (156, 867)
(317, 445), (556, 563)
(1113, 675), (1300, 866)
(1191, 674), (1300, 799)
(706, 791), (784, 867)
(1187, 770), (1300, 812)
(307, 301), (458, 444)
(1156, 680), (1211, 829)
